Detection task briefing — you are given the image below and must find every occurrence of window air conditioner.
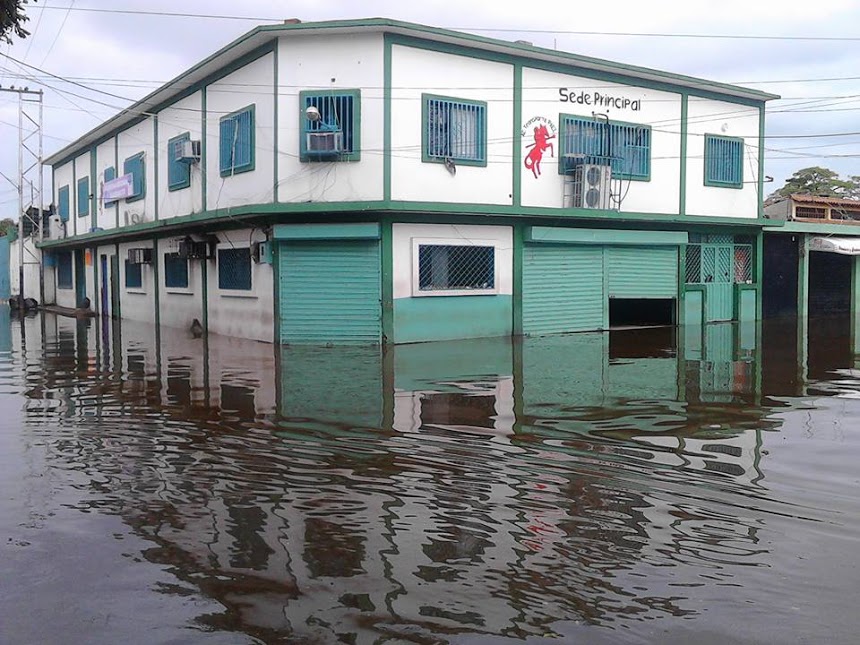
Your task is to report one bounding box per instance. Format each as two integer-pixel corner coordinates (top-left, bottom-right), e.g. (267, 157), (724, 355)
(49, 215), (65, 240)
(178, 239), (211, 260)
(569, 164), (612, 210)
(177, 139), (202, 163)
(306, 131), (343, 156)
(127, 247), (153, 265)
(252, 241), (272, 264)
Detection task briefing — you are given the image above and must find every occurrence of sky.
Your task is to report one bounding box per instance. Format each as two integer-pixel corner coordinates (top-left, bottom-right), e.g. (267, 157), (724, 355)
(2, 0), (860, 215)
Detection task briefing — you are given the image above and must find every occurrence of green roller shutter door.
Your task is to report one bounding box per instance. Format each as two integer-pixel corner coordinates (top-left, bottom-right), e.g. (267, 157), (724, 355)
(279, 241), (381, 344)
(523, 244), (605, 335)
(607, 246), (678, 298)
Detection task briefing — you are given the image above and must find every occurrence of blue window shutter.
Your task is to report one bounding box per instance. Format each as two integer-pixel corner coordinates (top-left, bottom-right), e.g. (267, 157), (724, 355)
(58, 186), (70, 222)
(123, 154), (145, 201)
(168, 134), (191, 190)
(219, 117), (233, 174)
(103, 166), (116, 205)
(77, 176), (90, 216)
(422, 95), (486, 165)
(219, 106), (254, 175)
(705, 135), (743, 188)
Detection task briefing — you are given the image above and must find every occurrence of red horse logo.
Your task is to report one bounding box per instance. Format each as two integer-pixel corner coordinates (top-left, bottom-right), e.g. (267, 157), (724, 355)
(524, 124), (555, 178)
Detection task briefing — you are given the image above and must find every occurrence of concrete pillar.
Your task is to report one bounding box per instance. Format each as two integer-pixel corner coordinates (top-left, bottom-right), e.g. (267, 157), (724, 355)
(797, 235), (809, 391)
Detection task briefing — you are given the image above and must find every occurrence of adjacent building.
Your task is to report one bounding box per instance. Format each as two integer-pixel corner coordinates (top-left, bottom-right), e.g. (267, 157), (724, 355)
(39, 18), (778, 344)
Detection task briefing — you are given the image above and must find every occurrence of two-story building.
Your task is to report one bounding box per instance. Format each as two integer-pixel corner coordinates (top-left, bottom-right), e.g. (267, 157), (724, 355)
(39, 18), (777, 345)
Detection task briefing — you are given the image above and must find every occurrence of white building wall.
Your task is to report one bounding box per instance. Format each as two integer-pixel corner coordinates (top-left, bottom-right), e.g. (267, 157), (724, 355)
(391, 223), (513, 300)
(205, 53), (276, 211)
(95, 138), (119, 231)
(390, 45), (515, 205)
(207, 228), (273, 343)
(157, 236), (205, 332)
(9, 237), (41, 301)
(73, 153), (92, 236)
(685, 99), (760, 218)
(116, 118), (156, 227)
(277, 33), (385, 203)
(157, 91), (205, 219)
(520, 68), (682, 214)
(118, 241), (156, 324)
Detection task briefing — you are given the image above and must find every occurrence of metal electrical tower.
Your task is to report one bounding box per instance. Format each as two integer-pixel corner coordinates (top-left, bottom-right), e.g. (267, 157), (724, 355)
(0, 85), (44, 306)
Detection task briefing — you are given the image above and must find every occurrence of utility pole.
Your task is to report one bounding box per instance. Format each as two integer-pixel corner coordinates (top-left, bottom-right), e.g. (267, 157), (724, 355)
(0, 85), (44, 307)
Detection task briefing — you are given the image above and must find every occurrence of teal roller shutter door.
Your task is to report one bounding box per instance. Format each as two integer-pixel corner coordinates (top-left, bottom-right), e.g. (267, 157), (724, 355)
(523, 244), (604, 335)
(279, 241), (381, 344)
(607, 246), (678, 298)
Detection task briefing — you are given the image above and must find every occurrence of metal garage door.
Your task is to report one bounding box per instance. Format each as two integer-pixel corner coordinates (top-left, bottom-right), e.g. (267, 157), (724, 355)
(523, 244), (605, 335)
(607, 246), (678, 298)
(279, 240), (381, 344)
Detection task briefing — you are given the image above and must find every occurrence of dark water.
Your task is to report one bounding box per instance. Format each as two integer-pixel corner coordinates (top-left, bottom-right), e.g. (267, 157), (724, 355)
(2, 310), (859, 644)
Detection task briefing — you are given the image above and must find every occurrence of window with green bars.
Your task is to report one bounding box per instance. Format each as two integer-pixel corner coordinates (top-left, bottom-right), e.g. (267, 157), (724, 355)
(300, 90), (360, 161)
(57, 185), (70, 222)
(123, 152), (146, 202)
(220, 105), (255, 176)
(559, 115), (651, 180)
(685, 243), (753, 284)
(164, 253), (189, 289)
(103, 166), (116, 205)
(422, 95), (487, 166)
(125, 260), (143, 289)
(218, 247), (252, 291)
(415, 243), (496, 294)
(704, 135), (743, 188)
(56, 251), (73, 289)
(77, 176), (90, 217)
(167, 133), (192, 191)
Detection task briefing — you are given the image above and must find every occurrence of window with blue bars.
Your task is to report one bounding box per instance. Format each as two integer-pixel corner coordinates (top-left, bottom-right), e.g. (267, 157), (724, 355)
(103, 166), (116, 205)
(57, 185), (70, 222)
(218, 247), (252, 291)
(168, 133), (192, 191)
(423, 95), (487, 166)
(125, 260), (143, 289)
(704, 135), (744, 188)
(300, 90), (360, 161)
(56, 251), (73, 289)
(77, 176), (90, 217)
(123, 152), (145, 202)
(164, 253), (189, 289)
(417, 244), (495, 292)
(220, 106), (254, 176)
(559, 115), (651, 180)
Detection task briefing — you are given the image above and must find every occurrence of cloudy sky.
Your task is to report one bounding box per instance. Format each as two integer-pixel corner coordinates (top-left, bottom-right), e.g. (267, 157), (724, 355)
(2, 0), (860, 214)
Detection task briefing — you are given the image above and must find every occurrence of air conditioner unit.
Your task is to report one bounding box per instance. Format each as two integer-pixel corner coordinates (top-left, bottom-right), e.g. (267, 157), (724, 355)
(569, 164), (612, 210)
(178, 239), (212, 260)
(306, 131), (343, 156)
(127, 247), (153, 265)
(252, 241), (272, 264)
(177, 139), (202, 163)
(49, 215), (65, 240)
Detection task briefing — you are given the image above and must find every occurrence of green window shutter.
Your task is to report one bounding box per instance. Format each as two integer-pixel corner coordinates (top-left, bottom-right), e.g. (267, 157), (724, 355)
(704, 135), (743, 188)
(422, 94), (487, 166)
(76, 176), (90, 217)
(299, 90), (361, 162)
(57, 185), (70, 222)
(167, 133), (192, 191)
(164, 253), (189, 288)
(103, 166), (116, 205)
(123, 153), (145, 201)
(559, 115), (650, 180)
(219, 106), (255, 176)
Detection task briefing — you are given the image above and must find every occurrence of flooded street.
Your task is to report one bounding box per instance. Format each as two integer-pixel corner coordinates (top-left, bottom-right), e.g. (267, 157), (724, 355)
(2, 310), (860, 644)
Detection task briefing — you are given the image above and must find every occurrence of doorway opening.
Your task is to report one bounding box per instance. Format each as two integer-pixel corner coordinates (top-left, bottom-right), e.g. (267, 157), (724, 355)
(609, 298), (676, 328)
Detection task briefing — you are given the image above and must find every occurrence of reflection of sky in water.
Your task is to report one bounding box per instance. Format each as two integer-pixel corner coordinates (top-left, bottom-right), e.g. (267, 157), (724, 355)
(2, 311), (859, 644)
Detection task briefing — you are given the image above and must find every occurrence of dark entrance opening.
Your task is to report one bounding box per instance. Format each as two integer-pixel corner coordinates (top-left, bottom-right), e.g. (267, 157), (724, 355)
(809, 251), (851, 315)
(609, 298), (675, 328)
(762, 233), (799, 318)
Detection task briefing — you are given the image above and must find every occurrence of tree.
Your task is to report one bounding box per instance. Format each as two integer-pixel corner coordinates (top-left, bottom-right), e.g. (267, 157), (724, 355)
(1, 0), (37, 45)
(770, 166), (860, 200)
(0, 218), (15, 236)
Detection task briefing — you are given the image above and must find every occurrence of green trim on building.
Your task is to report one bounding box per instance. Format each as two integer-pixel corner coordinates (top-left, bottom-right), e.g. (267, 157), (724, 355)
(679, 93), (688, 216)
(152, 237), (161, 331)
(381, 220), (394, 344)
(527, 226), (687, 245)
(758, 105), (766, 219)
(393, 294), (513, 344)
(273, 42), (280, 202)
(383, 35), (393, 203)
(201, 87), (208, 212)
(512, 223), (524, 336)
(852, 256), (860, 354)
(153, 116), (159, 219)
(273, 222), (380, 240)
(114, 135), (120, 229)
(89, 146), (97, 224)
(71, 161), (76, 235)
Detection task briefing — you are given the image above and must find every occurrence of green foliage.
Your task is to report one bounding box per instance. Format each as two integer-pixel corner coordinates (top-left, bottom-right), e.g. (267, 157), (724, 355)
(772, 166), (860, 200)
(0, 218), (15, 236)
(1, 0), (36, 45)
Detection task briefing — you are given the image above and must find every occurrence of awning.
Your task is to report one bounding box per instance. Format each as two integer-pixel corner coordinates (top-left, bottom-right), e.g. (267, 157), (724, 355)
(809, 236), (860, 255)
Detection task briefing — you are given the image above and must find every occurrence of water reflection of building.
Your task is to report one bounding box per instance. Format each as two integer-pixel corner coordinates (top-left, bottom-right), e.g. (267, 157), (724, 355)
(12, 313), (784, 642)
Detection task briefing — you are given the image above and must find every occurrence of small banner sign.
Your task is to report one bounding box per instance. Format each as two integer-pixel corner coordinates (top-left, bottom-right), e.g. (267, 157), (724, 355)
(102, 174), (133, 202)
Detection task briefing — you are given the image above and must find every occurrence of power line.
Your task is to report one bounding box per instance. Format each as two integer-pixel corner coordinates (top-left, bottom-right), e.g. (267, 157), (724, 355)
(40, 0), (77, 68)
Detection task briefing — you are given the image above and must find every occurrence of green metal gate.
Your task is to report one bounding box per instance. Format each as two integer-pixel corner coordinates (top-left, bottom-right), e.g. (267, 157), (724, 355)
(279, 240), (381, 345)
(686, 242), (752, 323)
(607, 246), (678, 298)
(523, 244), (604, 335)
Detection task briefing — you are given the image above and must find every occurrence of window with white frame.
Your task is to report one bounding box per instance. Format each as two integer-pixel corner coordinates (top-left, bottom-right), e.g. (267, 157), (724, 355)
(413, 239), (497, 296)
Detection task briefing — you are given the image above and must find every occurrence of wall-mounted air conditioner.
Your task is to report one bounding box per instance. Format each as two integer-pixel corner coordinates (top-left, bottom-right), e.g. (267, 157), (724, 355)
(306, 131), (343, 156)
(252, 241), (272, 264)
(127, 248), (153, 265)
(569, 164), (612, 210)
(178, 239), (212, 260)
(49, 215), (65, 239)
(177, 139), (202, 163)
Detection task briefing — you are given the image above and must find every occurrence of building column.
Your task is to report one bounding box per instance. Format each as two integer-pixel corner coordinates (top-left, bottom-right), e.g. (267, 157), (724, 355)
(797, 235), (810, 391)
(851, 254), (860, 356)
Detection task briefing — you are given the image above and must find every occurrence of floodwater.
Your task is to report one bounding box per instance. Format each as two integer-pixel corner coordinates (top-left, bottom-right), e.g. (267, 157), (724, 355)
(1, 311), (859, 645)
